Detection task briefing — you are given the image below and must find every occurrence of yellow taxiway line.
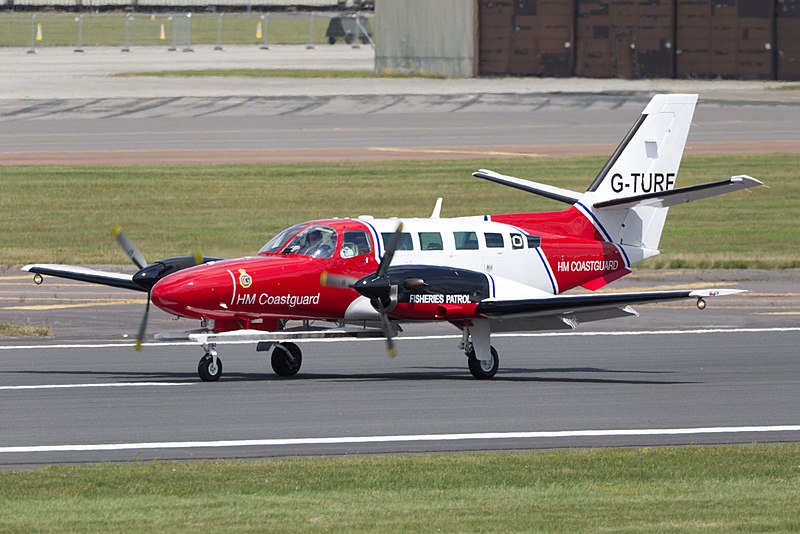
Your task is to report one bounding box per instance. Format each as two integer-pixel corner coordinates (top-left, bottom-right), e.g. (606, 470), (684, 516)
(4, 299), (146, 311)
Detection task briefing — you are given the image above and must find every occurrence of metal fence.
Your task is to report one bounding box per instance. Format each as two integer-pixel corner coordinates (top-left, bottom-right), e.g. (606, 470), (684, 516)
(3, 0), (344, 8)
(0, 10), (373, 50)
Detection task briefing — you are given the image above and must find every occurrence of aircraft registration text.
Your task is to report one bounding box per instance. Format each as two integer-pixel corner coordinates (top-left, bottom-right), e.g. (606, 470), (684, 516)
(611, 172), (676, 193)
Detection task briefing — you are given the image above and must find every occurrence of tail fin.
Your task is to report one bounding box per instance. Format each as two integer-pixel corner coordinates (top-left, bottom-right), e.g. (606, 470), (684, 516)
(578, 94), (697, 263)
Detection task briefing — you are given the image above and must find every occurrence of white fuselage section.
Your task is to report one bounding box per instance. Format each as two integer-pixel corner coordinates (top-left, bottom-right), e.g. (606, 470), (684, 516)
(359, 216), (557, 300)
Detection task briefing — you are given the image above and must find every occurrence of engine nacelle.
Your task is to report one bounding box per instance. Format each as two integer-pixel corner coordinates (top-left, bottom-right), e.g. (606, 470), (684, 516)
(378, 265), (489, 320)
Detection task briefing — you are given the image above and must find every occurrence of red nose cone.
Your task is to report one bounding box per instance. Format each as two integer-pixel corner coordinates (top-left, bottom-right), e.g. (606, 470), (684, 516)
(150, 270), (193, 316)
(150, 263), (231, 319)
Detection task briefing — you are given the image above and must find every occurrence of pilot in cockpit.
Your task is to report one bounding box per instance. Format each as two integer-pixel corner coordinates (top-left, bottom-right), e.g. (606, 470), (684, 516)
(300, 229), (334, 258)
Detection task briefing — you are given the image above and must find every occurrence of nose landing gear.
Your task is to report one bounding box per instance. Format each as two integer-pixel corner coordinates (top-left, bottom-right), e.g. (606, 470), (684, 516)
(198, 345), (222, 382)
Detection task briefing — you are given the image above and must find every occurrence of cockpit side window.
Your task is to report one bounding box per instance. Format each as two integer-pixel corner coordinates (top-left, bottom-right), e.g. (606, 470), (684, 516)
(258, 223), (305, 254)
(342, 230), (372, 258)
(282, 226), (337, 259)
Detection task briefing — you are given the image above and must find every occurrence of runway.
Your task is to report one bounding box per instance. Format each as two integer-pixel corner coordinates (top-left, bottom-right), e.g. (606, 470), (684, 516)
(1, 326), (799, 466)
(1, 46), (800, 165)
(2, 93), (800, 165)
(1, 270), (800, 466)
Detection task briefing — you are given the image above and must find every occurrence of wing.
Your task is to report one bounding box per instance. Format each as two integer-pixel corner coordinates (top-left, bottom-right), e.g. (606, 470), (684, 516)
(22, 264), (144, 292)
(476, 289), (743, 329)
(155, 325), (388, 343)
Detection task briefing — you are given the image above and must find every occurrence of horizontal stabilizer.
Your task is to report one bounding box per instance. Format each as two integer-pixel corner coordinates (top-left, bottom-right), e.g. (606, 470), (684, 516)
(473, 169), (582, 205)
(593, 175), (763, 211)
(21, 264), (143, 292)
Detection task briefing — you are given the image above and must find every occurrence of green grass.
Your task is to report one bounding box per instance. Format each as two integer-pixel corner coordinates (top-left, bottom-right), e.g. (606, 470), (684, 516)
(0, 322), (52, 337)
(1, 444), (799, 532)
(115, 68), (438, 78)
(0, 155), (796, 268)
(0, 12), (359, 48)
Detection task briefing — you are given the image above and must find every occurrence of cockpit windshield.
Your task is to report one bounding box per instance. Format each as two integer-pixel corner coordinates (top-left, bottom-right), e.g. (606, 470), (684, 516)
(258, 223), (306, 255)
(280, 225), (338, 259)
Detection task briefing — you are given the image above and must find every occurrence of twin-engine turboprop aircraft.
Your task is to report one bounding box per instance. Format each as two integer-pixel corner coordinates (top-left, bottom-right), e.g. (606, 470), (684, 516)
(24, 94), (763, 381)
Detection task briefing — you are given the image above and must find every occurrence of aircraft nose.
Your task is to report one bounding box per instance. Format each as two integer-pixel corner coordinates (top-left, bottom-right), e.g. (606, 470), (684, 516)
(150, 275), (186, 310)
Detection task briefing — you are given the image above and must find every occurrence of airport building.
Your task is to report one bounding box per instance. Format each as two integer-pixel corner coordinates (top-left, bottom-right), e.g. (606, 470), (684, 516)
(376, 0), (800, 80)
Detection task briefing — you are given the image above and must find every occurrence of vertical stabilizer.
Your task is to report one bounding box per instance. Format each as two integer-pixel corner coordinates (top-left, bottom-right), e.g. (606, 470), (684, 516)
(578, 94), (697, 263)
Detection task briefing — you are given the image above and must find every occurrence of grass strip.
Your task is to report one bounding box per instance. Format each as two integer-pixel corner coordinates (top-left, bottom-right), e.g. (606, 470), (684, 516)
(0, 322), (52, 337)
(1, 444), (799, 532)
(1, 155), (796, 268)
(114, 68), (440, 78)
(0, 12), (360, 48)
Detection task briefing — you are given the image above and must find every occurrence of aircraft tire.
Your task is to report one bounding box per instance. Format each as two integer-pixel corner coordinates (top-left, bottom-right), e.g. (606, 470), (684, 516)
(467, 346), (499, 380)
(198, 353), (222, 382)
(271, 343), (302, 377)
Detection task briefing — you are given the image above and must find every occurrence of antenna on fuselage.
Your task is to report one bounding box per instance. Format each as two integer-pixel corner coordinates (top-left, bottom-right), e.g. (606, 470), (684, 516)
(430, 197), (443, 218)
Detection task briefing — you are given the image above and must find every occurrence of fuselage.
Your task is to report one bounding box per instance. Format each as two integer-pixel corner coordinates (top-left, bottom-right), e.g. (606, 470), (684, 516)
(150, 211), (629, 331)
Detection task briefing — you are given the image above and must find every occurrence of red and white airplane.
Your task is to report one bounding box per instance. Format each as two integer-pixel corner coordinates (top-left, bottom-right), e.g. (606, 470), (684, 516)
(24, 94), (762, 381)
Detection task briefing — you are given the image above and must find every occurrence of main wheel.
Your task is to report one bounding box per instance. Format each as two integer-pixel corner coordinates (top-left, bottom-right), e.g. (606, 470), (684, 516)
(198, 353), (222, 382)
(467, 346), (499, 380)
(328, 36), (336, 45)
(271, 343), (302, 377)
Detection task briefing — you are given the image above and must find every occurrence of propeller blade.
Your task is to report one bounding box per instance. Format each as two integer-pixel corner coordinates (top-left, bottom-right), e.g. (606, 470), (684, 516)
(113, 225), (148, 270)
(320, 272), (359, 289)
(376, 222), (403, 278)
(373, 297), (397, 359)
(193, 250), (203, 266)
(134, 292), (151, 352)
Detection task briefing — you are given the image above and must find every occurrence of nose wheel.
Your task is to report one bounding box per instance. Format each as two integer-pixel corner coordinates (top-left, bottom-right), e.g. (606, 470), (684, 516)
(271, 342), (303, 377)
(198, 348), (222, 382)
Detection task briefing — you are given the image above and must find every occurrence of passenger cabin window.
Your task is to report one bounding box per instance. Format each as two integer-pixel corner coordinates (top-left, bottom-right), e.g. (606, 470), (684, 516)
(282, 226), (337, 259)
(485, 232), (504, 248)
(381, 232), (414, 250)
(454, 231), (479, 250)
(526, 235), (541, 248)
(341, 230), (372, 258)
(510, 233), (525, 250)
(419, 232), (443, 250)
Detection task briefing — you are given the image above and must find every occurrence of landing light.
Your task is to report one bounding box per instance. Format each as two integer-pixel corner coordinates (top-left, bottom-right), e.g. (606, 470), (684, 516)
(696, 297), (706, 310)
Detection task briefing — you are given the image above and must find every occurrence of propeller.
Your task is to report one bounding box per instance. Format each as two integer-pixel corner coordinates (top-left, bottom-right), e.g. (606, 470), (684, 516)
(113, 225), (147, 270)
(350, 222), (405, 358)
(113, 226), (209, 351)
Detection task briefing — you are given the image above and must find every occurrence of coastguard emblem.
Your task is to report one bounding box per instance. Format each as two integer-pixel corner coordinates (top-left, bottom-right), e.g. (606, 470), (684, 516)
(238, 269), (253, 289)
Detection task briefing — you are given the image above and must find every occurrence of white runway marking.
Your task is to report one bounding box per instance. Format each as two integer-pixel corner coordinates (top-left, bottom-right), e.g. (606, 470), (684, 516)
(0, 382), (192, 390)
(2, 425), (799, 454)
(0, 326), (798, 351)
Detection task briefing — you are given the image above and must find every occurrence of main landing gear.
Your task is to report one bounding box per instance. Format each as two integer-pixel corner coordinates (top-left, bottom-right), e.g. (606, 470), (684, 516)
(466, 346), (499, 380)
(196, 341), (304, 381)
(270, 342), (302, 377)
(460, 321), (499, 379)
